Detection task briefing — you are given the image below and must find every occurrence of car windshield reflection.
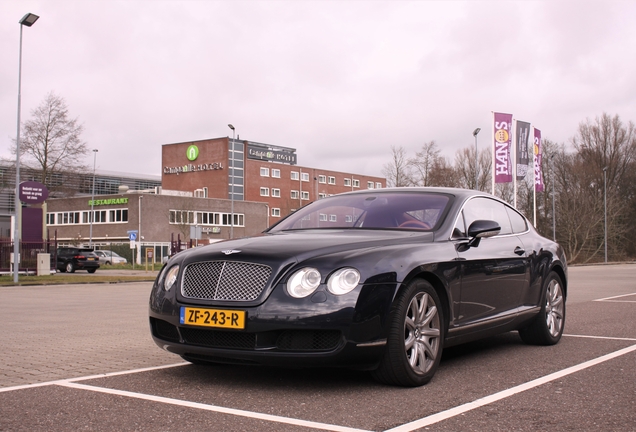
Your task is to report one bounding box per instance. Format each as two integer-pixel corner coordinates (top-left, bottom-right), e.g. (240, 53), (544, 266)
(268, 192), (451, 232)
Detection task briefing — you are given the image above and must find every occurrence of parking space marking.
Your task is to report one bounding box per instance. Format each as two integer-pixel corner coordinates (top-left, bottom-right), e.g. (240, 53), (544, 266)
(56, 381), (371, 432)
(564, 334), (636, 342)
(594, 292), (636, 302)
(385, 343), (636, 432)
(2, 339), (635, 431)
(0, 362), (187, 394)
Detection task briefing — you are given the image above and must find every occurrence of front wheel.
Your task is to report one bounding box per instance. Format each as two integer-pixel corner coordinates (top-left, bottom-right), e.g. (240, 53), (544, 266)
(519, 271), (565, 345)
(372, 279), (445, 387)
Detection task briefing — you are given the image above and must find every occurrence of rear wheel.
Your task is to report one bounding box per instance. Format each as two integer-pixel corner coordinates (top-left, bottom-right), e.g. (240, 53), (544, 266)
(65, 262), (75, 273)
(372, 279), (445, 386)
(519, 271), (565, 345)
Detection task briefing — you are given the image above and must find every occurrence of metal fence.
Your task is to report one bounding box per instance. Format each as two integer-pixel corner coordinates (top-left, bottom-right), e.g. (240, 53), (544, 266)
(0, 239), (57, 274)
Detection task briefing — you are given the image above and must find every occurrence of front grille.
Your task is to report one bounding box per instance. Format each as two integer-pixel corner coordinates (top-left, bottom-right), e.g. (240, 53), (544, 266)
(180, 327), (256, 349)
(182, 261), (272, 301)
(276, 330), (342, 351)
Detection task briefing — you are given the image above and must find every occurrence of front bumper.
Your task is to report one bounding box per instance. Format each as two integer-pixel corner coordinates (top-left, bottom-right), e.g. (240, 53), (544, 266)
(149, 279), (398, 369)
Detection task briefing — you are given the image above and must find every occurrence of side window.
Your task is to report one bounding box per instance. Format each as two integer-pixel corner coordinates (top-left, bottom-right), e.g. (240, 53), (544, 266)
(461, 197), (512, 235)
(505, 206), (528, 234)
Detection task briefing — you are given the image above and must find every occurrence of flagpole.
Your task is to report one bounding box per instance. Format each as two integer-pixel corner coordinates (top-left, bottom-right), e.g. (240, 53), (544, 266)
(532, 126), (537, 226)
(491, 111), (495, 195)
(512, 119), (517, 208)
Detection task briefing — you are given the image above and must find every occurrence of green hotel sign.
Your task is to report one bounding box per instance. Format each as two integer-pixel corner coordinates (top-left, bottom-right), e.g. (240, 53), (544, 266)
(88, 197), (129, 206)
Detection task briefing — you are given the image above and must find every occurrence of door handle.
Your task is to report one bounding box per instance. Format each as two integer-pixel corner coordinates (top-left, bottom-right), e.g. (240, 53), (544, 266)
(514, 246), (525, 256)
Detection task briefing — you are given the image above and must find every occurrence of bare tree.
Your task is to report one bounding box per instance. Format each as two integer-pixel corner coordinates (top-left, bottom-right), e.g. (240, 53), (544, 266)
(454, 147), (491, 191)
(382, 145), (412, 187)
(429, 156), (459, 187)
(409, 141), (440, 186)
(13, 92), (88, 191)
(569, 113), (636, 261)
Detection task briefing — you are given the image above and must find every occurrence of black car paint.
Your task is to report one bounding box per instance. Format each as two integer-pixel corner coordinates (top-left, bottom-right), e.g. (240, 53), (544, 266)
(149, 188), (566, 370)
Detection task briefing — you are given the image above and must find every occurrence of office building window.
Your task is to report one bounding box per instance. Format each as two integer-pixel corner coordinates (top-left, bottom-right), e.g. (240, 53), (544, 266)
(260, 187), (269, 197)
(271, 208), (281, 217)
(328, 176), (336, 185)
(291, 171), (299, 180)
(318, 175), (326, 184)
(260, 167), (269, 177)
(272, 188), (281, 197)
(272, 169), (281, 178)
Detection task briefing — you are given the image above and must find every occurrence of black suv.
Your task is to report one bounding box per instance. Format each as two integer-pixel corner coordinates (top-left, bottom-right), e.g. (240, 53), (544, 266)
(56, 248), (100, 273)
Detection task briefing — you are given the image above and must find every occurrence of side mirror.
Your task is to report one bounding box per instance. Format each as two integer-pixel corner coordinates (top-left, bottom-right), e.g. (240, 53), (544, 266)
(466, 220), (501, 248)
(468, 220), (501, 238)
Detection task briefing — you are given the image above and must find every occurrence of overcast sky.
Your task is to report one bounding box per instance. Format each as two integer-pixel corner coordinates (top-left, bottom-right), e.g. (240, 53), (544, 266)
(1, 0), (635, 180)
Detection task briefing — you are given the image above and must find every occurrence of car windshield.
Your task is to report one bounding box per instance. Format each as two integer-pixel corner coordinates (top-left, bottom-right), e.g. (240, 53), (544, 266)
(268, 192), (451, 232)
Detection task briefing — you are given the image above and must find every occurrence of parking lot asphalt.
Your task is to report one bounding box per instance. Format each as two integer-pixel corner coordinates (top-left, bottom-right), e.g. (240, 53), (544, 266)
(0, 264), (635, 431)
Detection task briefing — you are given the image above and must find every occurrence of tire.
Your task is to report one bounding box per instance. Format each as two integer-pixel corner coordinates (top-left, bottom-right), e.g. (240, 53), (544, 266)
(372, 279), (445, 386)
(66, 262), (75, 273)
(105, 261), (111, 265)
(519, 271), (565, 345)
(87, 269), (97, 274)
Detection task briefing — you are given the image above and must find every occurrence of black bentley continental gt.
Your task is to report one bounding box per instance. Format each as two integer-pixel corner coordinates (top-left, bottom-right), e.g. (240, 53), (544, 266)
(149, 187), (567, 386)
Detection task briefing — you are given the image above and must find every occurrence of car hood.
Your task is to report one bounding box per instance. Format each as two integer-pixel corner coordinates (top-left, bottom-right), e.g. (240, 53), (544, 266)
(176, 229), (434, 265)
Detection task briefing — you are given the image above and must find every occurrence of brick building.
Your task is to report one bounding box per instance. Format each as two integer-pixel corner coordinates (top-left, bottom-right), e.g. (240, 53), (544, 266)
(43, 136), (386, 256)
(161, 137), (386, 221)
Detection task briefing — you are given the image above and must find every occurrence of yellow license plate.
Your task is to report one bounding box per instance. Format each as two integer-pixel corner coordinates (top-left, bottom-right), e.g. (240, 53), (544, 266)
(180, 307), (246, 329)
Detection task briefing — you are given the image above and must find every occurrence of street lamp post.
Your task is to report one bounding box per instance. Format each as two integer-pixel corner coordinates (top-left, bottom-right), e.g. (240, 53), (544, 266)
(228, 124), (235, 239)
(473, 128), (481, 190)
(89, 149), (98, 247)
(603, 166), (608, 263)
(13, 12), (39, 283)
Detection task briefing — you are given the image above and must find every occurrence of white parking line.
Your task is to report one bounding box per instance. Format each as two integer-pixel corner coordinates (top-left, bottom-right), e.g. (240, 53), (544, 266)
(2, 341), (635, 431)
(594, 292), (636, 302)
(564, 334), (636, 342)
(0, 363), (187, 394)
(384, 343), (636, 432)
(56, 381), (371, 432)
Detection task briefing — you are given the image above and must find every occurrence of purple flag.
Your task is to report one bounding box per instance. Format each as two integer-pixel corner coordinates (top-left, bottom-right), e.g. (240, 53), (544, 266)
(534, 129), (544, 192)
(494, 112), (513, 183)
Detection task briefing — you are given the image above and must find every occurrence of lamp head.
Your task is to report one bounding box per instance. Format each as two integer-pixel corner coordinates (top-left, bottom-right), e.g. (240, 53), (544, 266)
(473, 128), (481, 136)
(19, 13), (39, 27)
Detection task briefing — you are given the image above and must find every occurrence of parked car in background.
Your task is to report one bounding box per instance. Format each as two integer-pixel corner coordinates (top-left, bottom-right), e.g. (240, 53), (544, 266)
(94, 250), (128, 265)
(56, 248), (100, 273)
(150, 187), (567, 387)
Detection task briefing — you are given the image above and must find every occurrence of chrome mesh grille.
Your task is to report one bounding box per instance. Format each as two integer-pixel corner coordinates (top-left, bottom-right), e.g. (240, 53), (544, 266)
(181, 261), (272, 301)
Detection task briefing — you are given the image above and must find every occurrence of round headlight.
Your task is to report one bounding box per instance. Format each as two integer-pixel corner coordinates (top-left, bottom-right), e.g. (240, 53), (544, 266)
(327, 268), (360, 295)
(287, 267), (322, 298)
(164, 265), (180, 291)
